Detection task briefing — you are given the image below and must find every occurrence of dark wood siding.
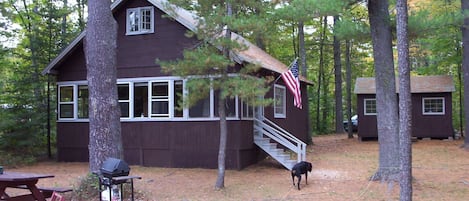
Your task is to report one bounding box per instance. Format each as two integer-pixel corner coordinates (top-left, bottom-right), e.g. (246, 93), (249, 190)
(357, 93), (453, 139)
(57, 120), (259, 169)
(357, 94), (378, 138)
(412, 93), (453, 138)
(55, 1), (198, 82)
(114, 0), (198, 78)
(56, 43), (87, 82)
(264, 82), (310, 143)
(52, 0), (310, 169)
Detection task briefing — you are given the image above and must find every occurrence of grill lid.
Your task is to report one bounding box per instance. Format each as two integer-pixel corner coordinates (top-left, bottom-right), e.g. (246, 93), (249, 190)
(100, 157), (130, 178)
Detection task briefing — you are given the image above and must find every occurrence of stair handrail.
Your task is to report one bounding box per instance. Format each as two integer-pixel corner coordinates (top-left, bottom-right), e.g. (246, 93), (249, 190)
(254, 117), (306, 162)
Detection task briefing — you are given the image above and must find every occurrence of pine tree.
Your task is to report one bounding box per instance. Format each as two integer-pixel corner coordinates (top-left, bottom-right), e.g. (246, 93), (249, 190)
(160, 1), (272, 189)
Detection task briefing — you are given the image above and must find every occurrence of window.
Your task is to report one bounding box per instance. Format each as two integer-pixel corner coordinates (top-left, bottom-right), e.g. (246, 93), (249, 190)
(241, 100), (255, 119)
(59, 86), (74, 119)
(423, 97), (444, 115)
(133, 82), (148, 118)
(126, 7), (154, 35)
(77, 85), (89, 118)
(118, 83), (130, 118)
(274, 84), (286, 118)
(173, 80), (184, 117)
(214, 91), (237, 118)
(57, 77), (242, 121)
(150, 81), (170, 117)
(364, 99), (377, 115)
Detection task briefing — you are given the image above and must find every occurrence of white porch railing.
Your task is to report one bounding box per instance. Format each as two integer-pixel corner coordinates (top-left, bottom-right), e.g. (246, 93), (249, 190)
(253, 117), (307, 170)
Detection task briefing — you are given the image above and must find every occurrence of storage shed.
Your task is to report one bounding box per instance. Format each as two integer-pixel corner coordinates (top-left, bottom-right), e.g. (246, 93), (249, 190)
(354, 75), (455, 140)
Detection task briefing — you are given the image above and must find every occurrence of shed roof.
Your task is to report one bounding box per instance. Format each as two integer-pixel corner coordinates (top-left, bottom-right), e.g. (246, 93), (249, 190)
(42, 0), (311, 84)
(354, 75), (455, 94)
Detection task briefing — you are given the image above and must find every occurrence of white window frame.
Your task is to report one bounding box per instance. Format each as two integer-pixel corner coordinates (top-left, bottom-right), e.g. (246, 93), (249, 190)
(77, 85), (89, 119)
(126, 6), (155, 35)
(241, 100), (255, 119)
(58, 85), (75, 120)
(57, 76), (244, 122)
(149, 80), (170, 118)
(422, 97), (445, 115)
(274, 84), (286, 118)
(364, 98), (377, 115)
(117, 82), (131, 119)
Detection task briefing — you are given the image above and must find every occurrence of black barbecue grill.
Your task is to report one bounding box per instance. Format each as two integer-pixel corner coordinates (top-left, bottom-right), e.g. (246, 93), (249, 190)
(100, 157), (130, 179)
(97, 157), (141, 201)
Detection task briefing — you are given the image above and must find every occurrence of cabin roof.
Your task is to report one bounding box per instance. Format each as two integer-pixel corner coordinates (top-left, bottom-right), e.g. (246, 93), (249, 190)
(354, 75), (455, 94)
(42, 0), (311, 84)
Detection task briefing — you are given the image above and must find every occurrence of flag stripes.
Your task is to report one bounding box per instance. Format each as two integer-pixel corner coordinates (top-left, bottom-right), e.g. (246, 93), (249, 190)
(281, 59), (302, 109)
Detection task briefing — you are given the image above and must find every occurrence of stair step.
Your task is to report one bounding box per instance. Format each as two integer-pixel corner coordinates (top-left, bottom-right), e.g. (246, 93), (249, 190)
(253, 119), (306, 171)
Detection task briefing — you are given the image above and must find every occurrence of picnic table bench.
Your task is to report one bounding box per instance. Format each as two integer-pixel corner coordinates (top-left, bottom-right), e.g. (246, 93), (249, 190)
(0, 171), (72, 201)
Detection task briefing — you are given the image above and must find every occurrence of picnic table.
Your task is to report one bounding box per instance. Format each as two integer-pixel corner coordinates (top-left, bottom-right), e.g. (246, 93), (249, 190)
(0, 171), (54, 201)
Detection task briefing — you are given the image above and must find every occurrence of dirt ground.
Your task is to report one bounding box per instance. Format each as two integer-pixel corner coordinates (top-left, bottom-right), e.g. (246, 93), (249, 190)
(3, 134), (469, 201)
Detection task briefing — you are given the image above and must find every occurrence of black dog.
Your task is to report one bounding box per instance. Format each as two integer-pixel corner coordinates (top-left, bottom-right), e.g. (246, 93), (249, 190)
(291, 161), (312, 190)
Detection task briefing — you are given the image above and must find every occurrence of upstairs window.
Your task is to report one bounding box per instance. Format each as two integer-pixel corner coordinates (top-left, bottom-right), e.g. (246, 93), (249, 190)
(423, 97), (444, 115)
(126, 6), (154, 35)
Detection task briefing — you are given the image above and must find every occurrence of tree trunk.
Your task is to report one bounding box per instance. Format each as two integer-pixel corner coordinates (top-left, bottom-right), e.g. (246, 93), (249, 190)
(321, 17), (329, 132)
(345, 40), (354, 139)
(396, 0), (412, 199)
(461, 0), (469, 149)
(298, 20), (312, 144)
(61, 0), (67, 47)
(215, 2), (232, 190)
(316, 16), (326, 132)
(333, 15), (344, 134)
(77, 0), (86, 31)
(368, 0), (400, 181)
(85, 0), (123, 173)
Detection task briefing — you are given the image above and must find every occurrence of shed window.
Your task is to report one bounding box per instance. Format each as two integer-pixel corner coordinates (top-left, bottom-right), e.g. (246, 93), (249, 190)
(364, 99), (377, 115)
(423, 97), (444, 115)
(274, 84), (286, 118)
(126, 6), (154, 35)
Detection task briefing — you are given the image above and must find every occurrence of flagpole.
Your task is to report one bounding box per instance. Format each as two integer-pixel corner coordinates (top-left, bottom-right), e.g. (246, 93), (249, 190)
(273, 57), (299, 84)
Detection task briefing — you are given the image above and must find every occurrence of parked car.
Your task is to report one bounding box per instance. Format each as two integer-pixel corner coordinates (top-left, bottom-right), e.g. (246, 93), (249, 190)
(343, 115), (358, 132)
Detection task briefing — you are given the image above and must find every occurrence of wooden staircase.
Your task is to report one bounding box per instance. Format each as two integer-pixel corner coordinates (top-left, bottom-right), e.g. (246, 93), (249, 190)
(253, 117), (307, 170)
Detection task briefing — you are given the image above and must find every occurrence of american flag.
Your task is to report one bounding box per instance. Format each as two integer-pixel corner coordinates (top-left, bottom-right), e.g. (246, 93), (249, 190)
(281, 59), (302, 109)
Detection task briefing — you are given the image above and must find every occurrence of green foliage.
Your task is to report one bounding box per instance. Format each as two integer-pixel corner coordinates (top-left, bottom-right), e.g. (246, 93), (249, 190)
(0, 0), (79, 159)
(73, 174), (100, 200)
(0, 150), (36, 167)
(160, 1), (273, 109)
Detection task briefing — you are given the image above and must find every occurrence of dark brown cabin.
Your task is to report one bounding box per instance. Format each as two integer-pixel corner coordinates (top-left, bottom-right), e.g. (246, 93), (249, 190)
(43, 0), (310, 170)
(354, 76), (455, 140)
